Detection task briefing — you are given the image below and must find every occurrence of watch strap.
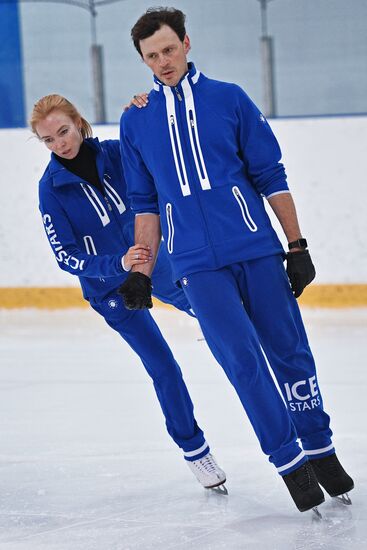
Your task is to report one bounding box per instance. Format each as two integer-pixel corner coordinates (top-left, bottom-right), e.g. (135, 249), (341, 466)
(288, 238), (308, 250)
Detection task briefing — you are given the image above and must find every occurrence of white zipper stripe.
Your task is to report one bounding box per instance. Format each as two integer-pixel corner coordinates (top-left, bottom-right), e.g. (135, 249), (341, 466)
(163, 86), (191, 197)
(182, 77), (211, 190)
(232, 186), (258, 232)
(83, 235), (97, 255)
(103, 179), (126, 214)
(80, 183), (110, 227)
(191, 70), (201, 84)
(166, 203), (174, 254)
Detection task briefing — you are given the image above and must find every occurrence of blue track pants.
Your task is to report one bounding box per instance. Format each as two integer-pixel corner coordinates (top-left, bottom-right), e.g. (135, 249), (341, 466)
(180, 254), (333, 474)
(90, 286), (207, 461)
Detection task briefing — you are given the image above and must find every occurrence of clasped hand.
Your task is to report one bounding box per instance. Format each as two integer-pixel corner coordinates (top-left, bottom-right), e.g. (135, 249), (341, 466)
(123, 244), (152, 271)
(118, 272), (153, 310)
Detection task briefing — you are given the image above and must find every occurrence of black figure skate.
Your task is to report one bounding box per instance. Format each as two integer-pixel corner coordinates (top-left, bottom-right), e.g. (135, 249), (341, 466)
(309, 453), (354, 505)
(282, 461), (325, 514)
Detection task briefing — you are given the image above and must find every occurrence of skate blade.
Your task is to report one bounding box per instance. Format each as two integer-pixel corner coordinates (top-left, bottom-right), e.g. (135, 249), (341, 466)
(333, 493), (352, 505)
(312, 506), (323, 519)
(207, 484), (228, 495)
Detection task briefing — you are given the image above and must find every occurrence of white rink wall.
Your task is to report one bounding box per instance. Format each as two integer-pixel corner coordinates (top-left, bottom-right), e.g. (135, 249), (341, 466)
(0, 116), (366, 287)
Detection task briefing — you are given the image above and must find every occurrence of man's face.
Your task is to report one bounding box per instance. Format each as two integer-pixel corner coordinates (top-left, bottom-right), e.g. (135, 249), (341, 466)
(140, 24), (190, 87)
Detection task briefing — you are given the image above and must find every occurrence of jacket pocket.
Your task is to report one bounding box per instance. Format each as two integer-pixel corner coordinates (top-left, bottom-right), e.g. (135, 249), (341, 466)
(165, 203), (174, 254)
(232, 186), (258, 232)
(83, 235), (107, 283)
(83, 235), (97, 255)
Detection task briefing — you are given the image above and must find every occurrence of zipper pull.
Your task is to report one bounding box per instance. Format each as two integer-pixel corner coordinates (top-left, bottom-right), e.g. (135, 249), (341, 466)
(189, 110), (195, 128)
(104, 195), (113, 211)
(174, 87), (182, 101)
(170, 114), (175, 126)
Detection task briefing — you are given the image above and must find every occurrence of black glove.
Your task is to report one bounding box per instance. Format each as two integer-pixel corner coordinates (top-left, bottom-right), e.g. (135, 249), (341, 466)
(286, 250), (316, 298)
(117, 272), (153, 310)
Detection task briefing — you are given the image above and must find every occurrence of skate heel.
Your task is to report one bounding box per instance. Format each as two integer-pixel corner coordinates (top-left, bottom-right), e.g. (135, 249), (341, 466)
(334, 492), (352, 505)
(208, 483), (228, 495)
(309, 453), (354, 501)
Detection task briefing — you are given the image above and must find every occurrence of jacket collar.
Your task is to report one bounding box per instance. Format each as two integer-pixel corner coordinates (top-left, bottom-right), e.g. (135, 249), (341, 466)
(49, 137), (104, 187)
(153, 62), (201, 94)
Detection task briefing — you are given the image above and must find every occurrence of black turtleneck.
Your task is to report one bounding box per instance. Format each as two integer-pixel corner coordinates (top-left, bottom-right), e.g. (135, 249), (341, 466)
(55, 141), (104, 195)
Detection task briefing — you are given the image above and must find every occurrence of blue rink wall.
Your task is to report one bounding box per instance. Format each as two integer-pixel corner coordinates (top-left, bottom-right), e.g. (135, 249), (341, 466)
(0, 116), (366, 308)
(0, 1), (25, 128)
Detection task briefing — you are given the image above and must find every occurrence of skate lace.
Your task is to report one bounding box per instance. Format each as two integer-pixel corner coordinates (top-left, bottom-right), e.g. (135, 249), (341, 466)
(294, 463), (313, 490)
(195, 454), (217, 474)
(314, 455), (339, 477)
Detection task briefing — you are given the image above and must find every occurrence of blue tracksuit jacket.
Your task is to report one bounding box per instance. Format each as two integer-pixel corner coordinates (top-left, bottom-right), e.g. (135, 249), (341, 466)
(38, 137), (189, 311)
(120, 62), (288, 282)
(39, 138), (130, 299)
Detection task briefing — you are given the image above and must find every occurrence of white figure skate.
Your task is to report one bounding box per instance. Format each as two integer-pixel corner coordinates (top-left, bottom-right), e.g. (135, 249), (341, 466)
(187, 453), (227, 494)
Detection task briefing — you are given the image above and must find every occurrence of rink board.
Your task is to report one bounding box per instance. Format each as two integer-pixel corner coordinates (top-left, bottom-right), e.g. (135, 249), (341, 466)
(0, 284), (367, 309)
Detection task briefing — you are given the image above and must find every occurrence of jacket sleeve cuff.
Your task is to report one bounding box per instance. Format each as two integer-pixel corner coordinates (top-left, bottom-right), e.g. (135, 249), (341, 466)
(266, 189), (291, 199)
(121, 255), (131, 272)
(133, 206), (160, 215)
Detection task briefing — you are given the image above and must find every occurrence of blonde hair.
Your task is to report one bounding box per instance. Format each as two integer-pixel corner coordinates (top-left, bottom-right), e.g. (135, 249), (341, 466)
(30, 94), (93, 138)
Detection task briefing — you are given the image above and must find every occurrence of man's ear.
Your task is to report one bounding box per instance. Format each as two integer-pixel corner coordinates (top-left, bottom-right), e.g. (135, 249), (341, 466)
(183, 34), (191, 54)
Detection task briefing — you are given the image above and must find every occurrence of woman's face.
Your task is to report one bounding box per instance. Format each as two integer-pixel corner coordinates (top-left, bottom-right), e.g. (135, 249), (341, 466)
(36, 110), (83, 159)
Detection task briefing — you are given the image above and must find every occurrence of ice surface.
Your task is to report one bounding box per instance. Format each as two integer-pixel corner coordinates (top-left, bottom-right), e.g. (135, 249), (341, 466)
(0, 307), (366, 549)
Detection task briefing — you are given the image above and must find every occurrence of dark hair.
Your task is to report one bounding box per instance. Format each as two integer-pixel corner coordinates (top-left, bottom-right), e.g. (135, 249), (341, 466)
(131, 7), (186, 56)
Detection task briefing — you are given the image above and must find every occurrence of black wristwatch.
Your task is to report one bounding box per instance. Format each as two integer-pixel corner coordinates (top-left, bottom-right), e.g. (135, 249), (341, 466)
(288, 238), (308, 250)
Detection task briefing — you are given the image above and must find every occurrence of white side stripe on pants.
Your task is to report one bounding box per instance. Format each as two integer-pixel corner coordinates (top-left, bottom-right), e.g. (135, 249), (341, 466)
(183, 441), (209, 458)
(304, 443), (334, 456)
(277, 450), (305, 474)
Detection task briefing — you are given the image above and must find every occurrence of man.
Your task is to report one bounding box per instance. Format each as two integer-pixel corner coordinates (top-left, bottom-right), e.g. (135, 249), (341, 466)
(119, 7), (353, 513)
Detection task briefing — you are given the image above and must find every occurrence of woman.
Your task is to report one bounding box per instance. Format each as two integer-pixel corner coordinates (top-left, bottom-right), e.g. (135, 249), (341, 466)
(30, 94), (226, 491)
